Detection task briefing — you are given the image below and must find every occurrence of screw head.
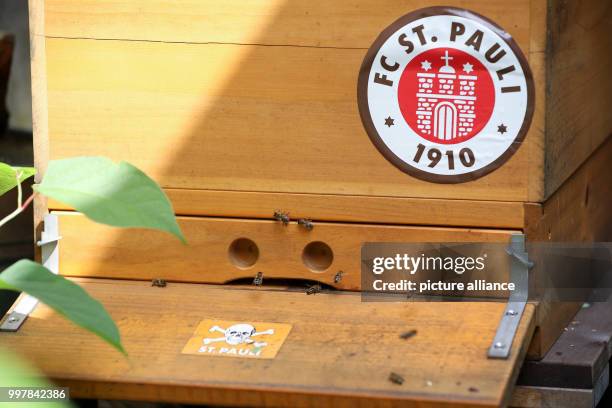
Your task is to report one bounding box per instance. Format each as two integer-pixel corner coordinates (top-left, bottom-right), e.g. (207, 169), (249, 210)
(506, 309), (518, 316)
(8, 316), (18, 323)
(494, 342), (506, 349)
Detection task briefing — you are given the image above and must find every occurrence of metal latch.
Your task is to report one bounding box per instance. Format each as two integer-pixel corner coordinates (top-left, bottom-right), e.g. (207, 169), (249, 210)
(0, 214), (60, 332)
(487, 233), (532, 359)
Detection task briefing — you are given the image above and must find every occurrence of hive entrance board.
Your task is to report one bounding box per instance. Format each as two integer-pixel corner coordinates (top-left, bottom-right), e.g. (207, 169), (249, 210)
(2, 279), (535, 407)
(49, 212), (517, 289)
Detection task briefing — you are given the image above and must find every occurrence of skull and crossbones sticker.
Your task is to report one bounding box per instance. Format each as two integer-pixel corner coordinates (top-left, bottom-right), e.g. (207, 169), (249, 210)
(182, 319), (292, 359)
(200, 323), (275, 349)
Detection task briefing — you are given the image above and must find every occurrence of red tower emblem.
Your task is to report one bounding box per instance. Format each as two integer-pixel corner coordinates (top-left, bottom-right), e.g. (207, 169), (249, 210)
(398, 48), (495, 144)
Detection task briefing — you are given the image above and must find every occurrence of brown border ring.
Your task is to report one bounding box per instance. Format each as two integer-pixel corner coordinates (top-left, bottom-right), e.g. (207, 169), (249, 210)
(357, 6), (535, 184)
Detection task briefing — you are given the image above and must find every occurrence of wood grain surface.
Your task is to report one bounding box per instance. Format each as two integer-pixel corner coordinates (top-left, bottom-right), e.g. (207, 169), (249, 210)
(47, 189), (528, 229)
(0, 278), (536, 407)
(36, 0), (545, 204)
(35, 0), (610, 204)
(44, 36), (533, 202)
(53, 212), (516, 289)
(525, 136), (612, 359)
(42, 0), (532, 48)
(519, 301), (612, 389)
(545, 0), (612, 198)
(30, 0), (50, 253)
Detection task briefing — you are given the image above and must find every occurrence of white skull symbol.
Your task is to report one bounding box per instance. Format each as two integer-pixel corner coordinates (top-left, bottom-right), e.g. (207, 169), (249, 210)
(225, 323), (255, 345)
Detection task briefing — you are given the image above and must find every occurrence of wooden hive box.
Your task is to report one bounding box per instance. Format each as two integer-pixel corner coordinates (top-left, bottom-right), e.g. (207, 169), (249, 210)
(1, 0), (611, 406)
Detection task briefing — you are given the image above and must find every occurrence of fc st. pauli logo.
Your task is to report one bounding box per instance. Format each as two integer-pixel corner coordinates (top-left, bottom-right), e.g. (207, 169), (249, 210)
(358, 7), (534, 183)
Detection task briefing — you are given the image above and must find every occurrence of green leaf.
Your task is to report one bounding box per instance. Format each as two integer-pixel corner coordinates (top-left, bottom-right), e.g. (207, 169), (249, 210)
(34, 157), (185, 242)
(0, 260), (125, 355)
(0, 348), (73, 408)
(0, 162), (36, 196)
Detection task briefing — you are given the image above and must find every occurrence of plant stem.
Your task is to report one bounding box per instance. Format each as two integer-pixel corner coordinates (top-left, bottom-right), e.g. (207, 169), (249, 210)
(16, 170), (23, 208)
(0, 207), (23, 228)
(21, 193), (35, 211)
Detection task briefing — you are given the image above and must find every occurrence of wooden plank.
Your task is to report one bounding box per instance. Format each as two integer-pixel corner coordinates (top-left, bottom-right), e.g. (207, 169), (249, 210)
(47, 189), (527, 229)
(29, 0), (50, 249)
(511, 386), (594, 408)
(526, 301), (582, 360)
(512, 364), (609, 408)
(45, 37), (534, 202)
(545, 0), (612, 198)
(524, 136), (612, 359)
(54, 212), (516, 289)
(519, 301), (612, 389)
(537, 136), (612, 243)
(0, 278), (536, 407)
(43, 0), (532, 50)
(526, 0), (547, 201)
(511, 370), (608, 408)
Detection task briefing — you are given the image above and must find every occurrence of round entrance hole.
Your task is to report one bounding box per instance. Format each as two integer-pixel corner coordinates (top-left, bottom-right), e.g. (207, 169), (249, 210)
(228, 238), (259, 269)
(302, 241), (334, 272)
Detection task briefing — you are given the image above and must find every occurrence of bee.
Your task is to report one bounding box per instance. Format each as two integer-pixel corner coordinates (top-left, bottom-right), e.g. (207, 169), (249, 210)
(253, 272), (263, 286)
(306, 283), (322, 295)
(273, 210), (290, 226)
(334, 271), (344, 284)
(388, 372), (405, 385)
(151, 278), (167, 288)
(297, 218), (314, 231)
(399, 329), (417, 340)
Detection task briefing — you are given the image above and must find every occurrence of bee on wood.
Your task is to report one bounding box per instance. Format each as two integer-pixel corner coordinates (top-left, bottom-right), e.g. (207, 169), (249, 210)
(151, 278), (167, 288)
(273, 210), (290, 226)
(306, 283), (322, 295)
(388, 372), (405, 385)
(334, 271), (344, 284)
(399, 329), (417, 340)
(297, 218), (314, 231)
(253, 272), (263, 286)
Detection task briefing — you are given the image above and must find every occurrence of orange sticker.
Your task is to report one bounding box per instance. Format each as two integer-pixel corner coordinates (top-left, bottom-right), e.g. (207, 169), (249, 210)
(182, 319), (292, 359)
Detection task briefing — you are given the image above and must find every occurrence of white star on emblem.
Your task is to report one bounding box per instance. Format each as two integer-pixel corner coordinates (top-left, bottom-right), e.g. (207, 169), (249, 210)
(420, 60), (432, 71)
(462, 62), (474, 74)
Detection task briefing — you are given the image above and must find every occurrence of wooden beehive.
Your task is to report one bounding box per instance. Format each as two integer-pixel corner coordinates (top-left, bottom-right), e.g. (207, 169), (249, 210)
(2, 0), (611, 406)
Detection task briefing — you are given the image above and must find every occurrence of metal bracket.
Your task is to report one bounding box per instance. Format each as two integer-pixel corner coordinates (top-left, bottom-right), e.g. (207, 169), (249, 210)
(0, 214), (61, 332)
(487, 233), (532, 359)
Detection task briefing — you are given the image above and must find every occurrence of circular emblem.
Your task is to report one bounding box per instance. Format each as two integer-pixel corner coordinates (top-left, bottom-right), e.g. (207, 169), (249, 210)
(358, 7), (534, 183)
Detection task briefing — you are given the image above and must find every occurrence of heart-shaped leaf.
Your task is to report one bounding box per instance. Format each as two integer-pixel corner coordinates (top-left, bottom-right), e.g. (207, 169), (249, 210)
(34, 157), (184, 242)
(0, 162), (36, 196)
(0, 260), (125, 354)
